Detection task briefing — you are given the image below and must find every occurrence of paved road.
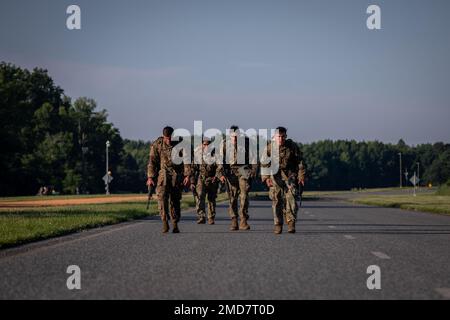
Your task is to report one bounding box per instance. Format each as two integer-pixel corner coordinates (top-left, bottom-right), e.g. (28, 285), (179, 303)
(1, 198), (450, 299)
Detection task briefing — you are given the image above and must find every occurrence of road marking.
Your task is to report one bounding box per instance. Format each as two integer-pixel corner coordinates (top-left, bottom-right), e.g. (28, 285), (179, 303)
(371, 251), (391, 260)
(328, 225), (336, 229)
(435, 288), (450, 299)
(344, 235), (355, 240)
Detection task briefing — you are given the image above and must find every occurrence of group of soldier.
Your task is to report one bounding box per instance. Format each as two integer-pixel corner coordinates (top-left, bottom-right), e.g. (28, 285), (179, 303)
(146, 125), (306, 235)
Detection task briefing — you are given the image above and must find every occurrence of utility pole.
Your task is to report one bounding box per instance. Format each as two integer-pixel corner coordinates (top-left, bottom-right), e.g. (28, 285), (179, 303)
(398, 152), (402, 188)
(105, 140), (110, 195)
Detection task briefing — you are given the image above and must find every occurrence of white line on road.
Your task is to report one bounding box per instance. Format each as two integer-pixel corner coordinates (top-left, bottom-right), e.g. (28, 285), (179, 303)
(344, 235), (356, 240)
(328, 225), (336, 229)
(435, 288), (450, 299)
(371, 251), (391, 260)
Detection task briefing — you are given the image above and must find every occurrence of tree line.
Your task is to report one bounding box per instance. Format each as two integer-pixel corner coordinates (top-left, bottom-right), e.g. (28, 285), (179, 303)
(1, 62), (449, 196)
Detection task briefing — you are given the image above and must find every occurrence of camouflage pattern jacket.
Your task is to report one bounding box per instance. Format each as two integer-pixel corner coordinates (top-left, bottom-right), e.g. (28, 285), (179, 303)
(216, 136), (258, 179)
(147, 137), (191, 179)
(261, 139), (306, 182)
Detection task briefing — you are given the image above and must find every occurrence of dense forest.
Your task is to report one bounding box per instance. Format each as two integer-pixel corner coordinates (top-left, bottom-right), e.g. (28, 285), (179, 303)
(1, 62), (449, 196)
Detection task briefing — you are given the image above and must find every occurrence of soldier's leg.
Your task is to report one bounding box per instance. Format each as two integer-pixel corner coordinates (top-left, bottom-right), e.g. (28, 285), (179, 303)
(226, 175), (239, 230)
(284, 186), (299, 233)
(196, 179), (207, 223)
(206, 180), (218, 222)
(169, 187), (182, 222)
(238, 177), (250, 220)
(237, 177), (250, 230)
(269, 184), (284, 225)
(156, 176), (170, 233)
(226, 175), (239, 218)
(168, 175), (182, 233)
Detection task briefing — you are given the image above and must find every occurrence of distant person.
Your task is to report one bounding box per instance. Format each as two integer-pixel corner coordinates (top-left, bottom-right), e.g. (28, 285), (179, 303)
(147, 126), (191, 233)
(217, 125), (258, 231)
(261, 127), (306, 234)
(191, 138), (219, 225)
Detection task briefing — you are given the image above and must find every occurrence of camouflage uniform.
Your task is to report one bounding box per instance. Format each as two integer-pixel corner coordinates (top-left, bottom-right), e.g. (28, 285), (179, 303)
(261, 139), (306, 231)
(217, 137), (258, 229)
(147, 137), (191, 228)
(192, 156), (219, 223)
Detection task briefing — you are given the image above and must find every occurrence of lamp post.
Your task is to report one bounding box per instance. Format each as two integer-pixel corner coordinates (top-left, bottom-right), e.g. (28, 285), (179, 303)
(105, 140), (110, 195)
(398, 152), (402, 188)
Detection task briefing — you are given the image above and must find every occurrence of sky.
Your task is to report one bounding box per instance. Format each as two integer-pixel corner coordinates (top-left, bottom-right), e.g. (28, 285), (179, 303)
(1, 0), (449, 144)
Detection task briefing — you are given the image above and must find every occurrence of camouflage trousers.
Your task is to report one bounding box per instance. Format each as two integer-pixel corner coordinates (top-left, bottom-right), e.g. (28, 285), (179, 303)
(156, 171), (183, 223)
(195, 177), (219, 219)
(225, 174), (251, 219)
(268, 177), (300, 225)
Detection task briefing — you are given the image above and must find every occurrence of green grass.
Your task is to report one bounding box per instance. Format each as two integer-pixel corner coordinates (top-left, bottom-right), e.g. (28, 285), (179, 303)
(0, 193), (228, 249)
(0, 193), (144, 202)
(436, 184), (450, 196)
(352, 193), (450, 215)
(0, 202), (155, 249)
(298, 187), (414, 197)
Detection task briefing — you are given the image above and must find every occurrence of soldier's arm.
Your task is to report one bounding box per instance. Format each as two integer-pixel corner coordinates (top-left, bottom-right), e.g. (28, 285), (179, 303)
(248, 142), (259, 178)
(188, 164), (198, 184)
(260, 143), (271, 182)
(184, 163), (192, 177)
(296, 145), (306, 183)
(147, 142), (160, 179)
(216, 164), (224, 179)
(215, 141), (225, 178)
(250, 163), (259, 179)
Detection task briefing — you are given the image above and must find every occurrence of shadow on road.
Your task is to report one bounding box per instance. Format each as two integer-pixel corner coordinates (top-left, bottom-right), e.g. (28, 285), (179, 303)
(137, 216), (450, 235)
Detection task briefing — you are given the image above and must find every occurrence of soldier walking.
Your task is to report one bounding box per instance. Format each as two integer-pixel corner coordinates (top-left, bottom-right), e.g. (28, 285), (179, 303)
(191, 138), (219, 225)
(147, 126), (191, 233)
(261, 127), (306, 234)
(217, 125), (258, 231)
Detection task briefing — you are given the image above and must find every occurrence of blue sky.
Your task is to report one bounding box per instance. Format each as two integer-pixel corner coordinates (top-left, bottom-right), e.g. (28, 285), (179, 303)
(1, 0), (449, 144)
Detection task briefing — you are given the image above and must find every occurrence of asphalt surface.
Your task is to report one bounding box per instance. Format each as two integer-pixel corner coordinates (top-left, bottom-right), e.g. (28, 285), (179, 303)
(1, 197), (450, 300)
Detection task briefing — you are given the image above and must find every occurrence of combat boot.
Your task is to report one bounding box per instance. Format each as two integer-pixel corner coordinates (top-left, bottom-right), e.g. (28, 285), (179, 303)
(274, 224), (282, 234)
(239, 217), (250, 230)
(197, 216), (206, 224)
(208, 218), (215, 225)
(288, 221), (296, 233)
(172, 221), (180, 233)
(229, 217), (238, 231)
(162, 220), (169, 233)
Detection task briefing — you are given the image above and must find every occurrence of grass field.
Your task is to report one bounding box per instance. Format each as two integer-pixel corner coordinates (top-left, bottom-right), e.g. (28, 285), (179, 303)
(353, 193), (450, 215)
(436, 184), (450, 196)
(0, 193), (227, 249)
(0, 193), (144, 202)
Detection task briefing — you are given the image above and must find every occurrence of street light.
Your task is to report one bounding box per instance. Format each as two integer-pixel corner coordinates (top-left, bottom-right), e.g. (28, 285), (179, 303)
(105, 140), (111, 195)
(398, 152), (402, 188)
